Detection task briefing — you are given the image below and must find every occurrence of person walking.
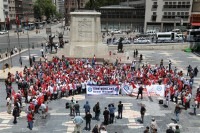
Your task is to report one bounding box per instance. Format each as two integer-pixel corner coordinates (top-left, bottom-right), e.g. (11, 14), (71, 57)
(73, 115), (84, 133)
(103, 107), (110, 125)
(94, 102), (100, 121)
(108, 104), (116, 124)
(166, 126), (174, 133)
(137, 85), (144, 99)
(74, 101), (80, 116)
(144, 126), (150, 133)
(6, 94), (12, 114)
(140, 104), (146, 123)
(174, 104), (181, 123)
(92, 124), (99, 133)
(150, 118), (158, 133)
(13, 105), (18, 124)
(69, 99), (75, 116)
(85, 111), (92, 131)
(193, 99), (198, 115)
(27, 112), (34, 130)
(83, 101), (91, 116)
(174, 125), (180, 133)
(117, 101), (123, 119)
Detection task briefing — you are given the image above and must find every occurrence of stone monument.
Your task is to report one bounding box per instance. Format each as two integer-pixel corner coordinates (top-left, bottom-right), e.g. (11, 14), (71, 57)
(68, 10), (107, 58)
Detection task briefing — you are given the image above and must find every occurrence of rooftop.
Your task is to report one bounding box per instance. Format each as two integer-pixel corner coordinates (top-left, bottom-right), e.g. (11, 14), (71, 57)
(100, 5), (135, 9)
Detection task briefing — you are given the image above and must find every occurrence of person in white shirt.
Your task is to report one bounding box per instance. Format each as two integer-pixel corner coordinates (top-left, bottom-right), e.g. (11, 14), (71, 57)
(40, 102), (47, 119)
(6, 95), (12, 114)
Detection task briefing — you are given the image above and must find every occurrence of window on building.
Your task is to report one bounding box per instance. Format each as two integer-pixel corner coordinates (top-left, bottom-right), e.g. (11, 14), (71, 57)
(153, 12), (157, 15)
(153, 2), (158, 8)
(177, 12), (180, 15)
(172, 12), (175, 16)
(185, 12), (189, 15)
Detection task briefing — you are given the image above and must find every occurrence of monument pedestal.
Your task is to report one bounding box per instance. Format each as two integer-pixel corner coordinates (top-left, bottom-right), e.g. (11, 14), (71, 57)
(68, 10), (108, 58)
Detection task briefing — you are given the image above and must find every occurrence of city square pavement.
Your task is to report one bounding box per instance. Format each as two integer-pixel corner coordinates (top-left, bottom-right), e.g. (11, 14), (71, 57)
(0, 47), (200, 133)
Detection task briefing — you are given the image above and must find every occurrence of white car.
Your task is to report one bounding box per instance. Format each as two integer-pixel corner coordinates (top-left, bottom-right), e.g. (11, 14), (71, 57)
(111, 29), (122, 34)
(0, 30), (8, 35)
(113, 39), (131, 45)
(134, 38), (151, 44)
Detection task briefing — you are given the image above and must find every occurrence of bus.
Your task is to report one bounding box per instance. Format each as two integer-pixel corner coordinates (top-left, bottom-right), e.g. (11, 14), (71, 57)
(156, 32), (183, 43)
(186, 29), (200, 42)
(24, 23), (35, 30)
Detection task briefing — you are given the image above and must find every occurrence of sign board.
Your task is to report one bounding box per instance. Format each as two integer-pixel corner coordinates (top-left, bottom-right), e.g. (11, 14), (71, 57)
(86, 85), (119, 95)
(46, 27), (51, 35)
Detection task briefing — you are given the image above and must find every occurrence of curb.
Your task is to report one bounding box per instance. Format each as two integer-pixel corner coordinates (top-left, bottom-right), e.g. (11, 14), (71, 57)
(193, 52), (200, 57)
(0, 49), (28, 63)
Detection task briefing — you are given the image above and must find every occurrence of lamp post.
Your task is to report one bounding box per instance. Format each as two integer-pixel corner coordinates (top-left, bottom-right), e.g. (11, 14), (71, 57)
(3, 9), (12, 67)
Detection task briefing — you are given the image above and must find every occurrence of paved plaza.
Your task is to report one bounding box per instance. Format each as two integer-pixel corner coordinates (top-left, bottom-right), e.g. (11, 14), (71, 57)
(0, 47), (199, 133)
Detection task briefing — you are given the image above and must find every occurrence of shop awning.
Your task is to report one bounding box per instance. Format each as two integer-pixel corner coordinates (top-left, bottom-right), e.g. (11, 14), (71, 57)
(191, 23), (200, 26)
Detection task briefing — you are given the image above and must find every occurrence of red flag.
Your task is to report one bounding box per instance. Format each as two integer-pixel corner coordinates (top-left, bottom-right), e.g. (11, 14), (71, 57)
(12, 89), (16, 97)
(6, 16), (10, 24)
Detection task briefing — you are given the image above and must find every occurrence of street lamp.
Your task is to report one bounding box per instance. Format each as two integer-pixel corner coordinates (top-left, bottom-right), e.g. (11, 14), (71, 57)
(3, 9), (12, 67)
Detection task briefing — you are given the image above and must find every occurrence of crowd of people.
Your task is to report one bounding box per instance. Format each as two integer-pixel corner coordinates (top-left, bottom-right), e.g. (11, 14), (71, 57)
(4, 54), (199, 132)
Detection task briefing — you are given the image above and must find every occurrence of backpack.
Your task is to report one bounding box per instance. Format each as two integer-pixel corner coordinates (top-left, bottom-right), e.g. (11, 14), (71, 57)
(66, 102), (69, 109)
(93, 105), (96, 112)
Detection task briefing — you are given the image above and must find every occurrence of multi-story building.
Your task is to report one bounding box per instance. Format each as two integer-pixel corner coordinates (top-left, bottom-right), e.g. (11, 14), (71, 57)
(190, 0), (200, 28)
(97, 0), (145, 32)
(22, 0), (34, 23)
(64, 0), (89, 25)
(97, 5), (144, 32)
(0, 0), (6, 30)
(144, 0), (193, 32)
(15, 0), (23, 19)
(56, 0), (65, 15)
(120, 0), (145, 8)
(8, 0), (16, 23)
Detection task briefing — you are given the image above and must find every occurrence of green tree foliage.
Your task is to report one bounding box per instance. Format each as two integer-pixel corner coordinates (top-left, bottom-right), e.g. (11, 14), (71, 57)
(85, 0), (121, 9)
(33, 0), (56, 20)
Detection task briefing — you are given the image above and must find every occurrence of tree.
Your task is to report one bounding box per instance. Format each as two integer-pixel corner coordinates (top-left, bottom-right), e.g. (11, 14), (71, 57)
(85, 0), (120, 9)
(33, 0), (56, 20)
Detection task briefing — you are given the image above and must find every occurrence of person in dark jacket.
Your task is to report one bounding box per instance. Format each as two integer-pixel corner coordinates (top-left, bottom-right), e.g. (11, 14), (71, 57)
(94, 102), (100, 121)
(140, 104), (146, 123)
(92, 124), (99, 133)
(13, 105), (18, 124)
(83, 101), (91, 116)
(166, 126), (174, 133)
(85, 111), (92, 131)
(103, 107), (110, 125)
(137, 85), (144, 99)
(118, 101), (123, 119)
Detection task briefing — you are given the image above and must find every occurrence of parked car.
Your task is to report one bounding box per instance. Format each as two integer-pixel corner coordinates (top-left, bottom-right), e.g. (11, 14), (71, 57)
(111, 29), (122, 34)
(113, 39), (131, 45)
(134, 38), (151, 44)
(0, 30), (8, 35)
(15, 28), (22, 32)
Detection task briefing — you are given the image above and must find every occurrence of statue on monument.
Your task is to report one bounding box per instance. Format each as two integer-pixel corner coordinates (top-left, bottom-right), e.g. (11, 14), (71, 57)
(77, 0), (80, 10)
(90, 0), (95, 10)
(118, 37), (124, 53)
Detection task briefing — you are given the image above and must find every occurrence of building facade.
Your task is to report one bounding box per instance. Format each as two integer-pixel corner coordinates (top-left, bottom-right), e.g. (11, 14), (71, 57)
(22, 0), (34, 22)
(144, 0), (193, 32)
(64, 0), (89, 25)
(190, 0), (200, 27)
(97, 5), (144, 32)
(56, 0), (65, 15)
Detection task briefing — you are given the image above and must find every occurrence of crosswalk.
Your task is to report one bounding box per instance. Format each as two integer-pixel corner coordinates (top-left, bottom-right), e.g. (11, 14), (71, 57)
(0, 111), (27, 131)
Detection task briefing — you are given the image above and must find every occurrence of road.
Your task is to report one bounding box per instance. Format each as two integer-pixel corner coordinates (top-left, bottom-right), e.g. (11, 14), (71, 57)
(0, 22), (66, 54)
